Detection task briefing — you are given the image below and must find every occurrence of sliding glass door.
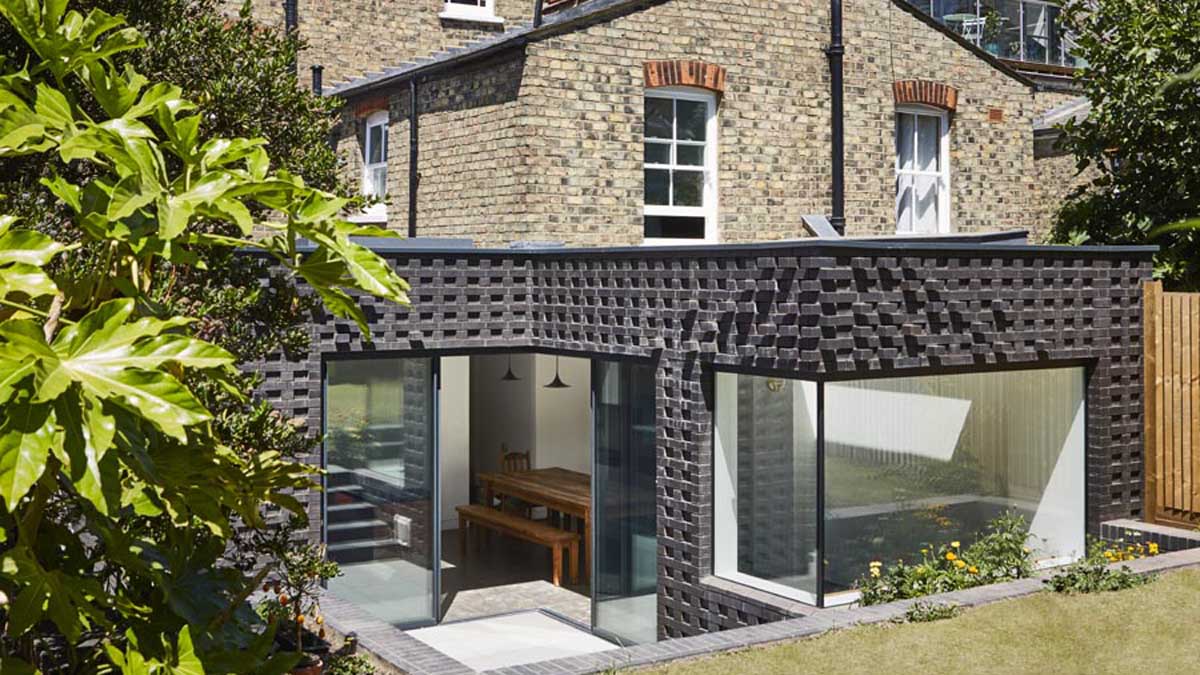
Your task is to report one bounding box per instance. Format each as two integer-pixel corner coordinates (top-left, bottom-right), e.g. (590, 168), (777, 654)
(592, 360), (658, 645)
(324, 357), (440, 628)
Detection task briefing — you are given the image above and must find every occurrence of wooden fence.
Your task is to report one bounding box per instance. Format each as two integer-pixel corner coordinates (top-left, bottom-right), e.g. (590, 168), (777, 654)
(1144, 280), (1200, 526)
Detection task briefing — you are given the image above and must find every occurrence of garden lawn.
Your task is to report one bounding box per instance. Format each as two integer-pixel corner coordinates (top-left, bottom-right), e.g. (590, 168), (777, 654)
(642, 569), (1200, 675)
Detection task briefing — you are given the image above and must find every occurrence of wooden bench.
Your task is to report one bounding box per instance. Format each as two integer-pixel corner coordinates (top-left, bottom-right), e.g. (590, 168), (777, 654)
(456, 504), (579, 586)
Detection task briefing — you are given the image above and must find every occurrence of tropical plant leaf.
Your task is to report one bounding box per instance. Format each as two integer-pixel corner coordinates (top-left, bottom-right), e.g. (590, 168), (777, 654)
(0, 401), (54, 506)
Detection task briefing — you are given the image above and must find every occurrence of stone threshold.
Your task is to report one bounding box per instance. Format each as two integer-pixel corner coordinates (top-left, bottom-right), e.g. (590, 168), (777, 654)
(320, 547), (1200, 675)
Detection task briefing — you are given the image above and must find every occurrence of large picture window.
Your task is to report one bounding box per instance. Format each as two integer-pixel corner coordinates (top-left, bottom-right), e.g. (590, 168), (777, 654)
(643, 89), (717, 244)
(895, 107), (950, 234)
(714, 367), (1086, 606)
(714, 375), (819, 604)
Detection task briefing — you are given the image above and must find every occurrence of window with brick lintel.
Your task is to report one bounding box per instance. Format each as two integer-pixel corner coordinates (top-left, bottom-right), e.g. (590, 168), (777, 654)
(643, 88), (718, 244)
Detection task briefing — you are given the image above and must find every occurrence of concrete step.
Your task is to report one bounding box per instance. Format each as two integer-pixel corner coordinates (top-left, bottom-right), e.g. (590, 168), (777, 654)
(327, 518), (391, 544)
(327, 538), (407, 565)
(326, 501), (376, 523)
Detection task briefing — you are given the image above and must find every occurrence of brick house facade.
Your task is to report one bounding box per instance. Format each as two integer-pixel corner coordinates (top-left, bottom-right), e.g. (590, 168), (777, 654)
(230, 0), (1134, 659)
(229, 0), (1084, 247)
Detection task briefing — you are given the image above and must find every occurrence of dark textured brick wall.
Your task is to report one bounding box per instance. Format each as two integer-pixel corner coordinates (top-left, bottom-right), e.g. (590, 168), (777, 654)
(254, 241), (1152, 639)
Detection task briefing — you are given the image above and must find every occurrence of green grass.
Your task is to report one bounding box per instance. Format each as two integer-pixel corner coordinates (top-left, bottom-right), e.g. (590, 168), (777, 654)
(640, 569), (1200, 675)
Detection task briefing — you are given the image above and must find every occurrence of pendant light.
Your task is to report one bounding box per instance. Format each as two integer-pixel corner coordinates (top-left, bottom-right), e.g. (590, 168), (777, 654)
(500, 354), (521, 382)
(544, 355), (570, 389)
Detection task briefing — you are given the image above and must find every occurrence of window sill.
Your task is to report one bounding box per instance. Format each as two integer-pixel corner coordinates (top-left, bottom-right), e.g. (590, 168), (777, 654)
(642, 237), (717, 247)
(345, 211), (388, 225)
(438, 10), (505, 25)
(700, 575), (816, 616)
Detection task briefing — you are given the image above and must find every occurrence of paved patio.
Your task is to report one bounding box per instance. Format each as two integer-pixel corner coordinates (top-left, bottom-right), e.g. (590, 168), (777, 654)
(322, 537), (1200, 675)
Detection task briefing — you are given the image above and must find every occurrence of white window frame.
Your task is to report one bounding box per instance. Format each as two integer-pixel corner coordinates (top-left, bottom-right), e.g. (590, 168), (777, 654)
(353, 110), (388, 224)
(894, 105), (951, 235)
(643, 87), (719, 246)
(439, 0), (503, 24)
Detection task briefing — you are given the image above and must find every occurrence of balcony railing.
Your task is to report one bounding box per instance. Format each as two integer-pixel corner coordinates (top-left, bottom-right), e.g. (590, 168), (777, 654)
(905, 0), (1084, 69)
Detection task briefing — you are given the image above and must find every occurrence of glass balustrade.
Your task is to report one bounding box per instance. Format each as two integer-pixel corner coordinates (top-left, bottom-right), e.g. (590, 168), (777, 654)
(905, 0), (1084, 68)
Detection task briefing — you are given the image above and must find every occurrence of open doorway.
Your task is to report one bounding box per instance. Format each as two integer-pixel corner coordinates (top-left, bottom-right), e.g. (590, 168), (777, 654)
(321, 352), (657, 645)
(442, 352), (592, 624)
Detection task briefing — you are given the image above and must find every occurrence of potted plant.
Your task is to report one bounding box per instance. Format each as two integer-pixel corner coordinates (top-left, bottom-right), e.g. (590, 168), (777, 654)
(260, 543), (342, 674)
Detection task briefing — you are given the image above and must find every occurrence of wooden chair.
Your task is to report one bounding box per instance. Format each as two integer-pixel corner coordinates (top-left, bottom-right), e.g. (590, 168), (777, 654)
(501, 449), (531, 474)
(496, 444), (533, 517)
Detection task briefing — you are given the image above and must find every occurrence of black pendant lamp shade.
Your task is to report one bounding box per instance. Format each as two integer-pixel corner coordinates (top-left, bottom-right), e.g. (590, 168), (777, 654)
(544, 355), (570, 389)
(501, 354), (521, 382)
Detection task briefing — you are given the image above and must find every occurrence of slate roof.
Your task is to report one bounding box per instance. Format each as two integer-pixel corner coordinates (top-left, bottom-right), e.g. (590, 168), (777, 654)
(326, 0), (644, 98)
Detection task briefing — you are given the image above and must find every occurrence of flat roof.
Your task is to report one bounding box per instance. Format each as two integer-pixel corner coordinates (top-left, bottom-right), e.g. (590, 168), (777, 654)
(295, 231), (1156, 259)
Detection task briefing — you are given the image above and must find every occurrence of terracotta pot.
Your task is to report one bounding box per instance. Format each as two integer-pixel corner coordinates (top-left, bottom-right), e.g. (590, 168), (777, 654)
(291, 655), (323, 675)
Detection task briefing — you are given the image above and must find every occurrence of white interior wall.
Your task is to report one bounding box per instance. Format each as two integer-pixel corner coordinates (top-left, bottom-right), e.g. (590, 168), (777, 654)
(468, 353), (536, 484)
(439, 356), (470, 531)
(533, 355), (591, 473)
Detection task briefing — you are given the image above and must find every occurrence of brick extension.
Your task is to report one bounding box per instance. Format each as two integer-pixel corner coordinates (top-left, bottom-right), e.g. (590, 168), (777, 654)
(254, 237), (1153, 641)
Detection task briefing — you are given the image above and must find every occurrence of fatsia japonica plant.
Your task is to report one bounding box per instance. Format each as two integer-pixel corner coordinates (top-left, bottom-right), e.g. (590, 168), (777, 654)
(0, 0), (409, 672)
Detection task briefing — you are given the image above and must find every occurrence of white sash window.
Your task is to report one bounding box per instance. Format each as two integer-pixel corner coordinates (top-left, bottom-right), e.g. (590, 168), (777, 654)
(895, 107), (951, 234)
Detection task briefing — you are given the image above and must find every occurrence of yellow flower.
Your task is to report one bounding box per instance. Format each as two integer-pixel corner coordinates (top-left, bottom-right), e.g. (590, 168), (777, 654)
(1149, 543), (1160, 555)
(945, 551), (957, 561)
(870, 568), (881, 578)
(951, 541), (961, 549)
(968, 565), (979, 574)
(1022, 546), (1031, 554)
(954, 560), (966, 569)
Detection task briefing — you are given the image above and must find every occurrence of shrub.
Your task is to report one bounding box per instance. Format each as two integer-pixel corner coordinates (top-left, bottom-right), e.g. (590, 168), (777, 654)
(901, 601), (961, 623)
(327, 653), (378, 675)
(1046, 537), (1156, 595)
(858, 512), (1036, 605)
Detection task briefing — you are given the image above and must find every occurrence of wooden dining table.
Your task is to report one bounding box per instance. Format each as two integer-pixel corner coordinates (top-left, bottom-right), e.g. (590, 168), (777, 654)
(476, 467), (592, 582)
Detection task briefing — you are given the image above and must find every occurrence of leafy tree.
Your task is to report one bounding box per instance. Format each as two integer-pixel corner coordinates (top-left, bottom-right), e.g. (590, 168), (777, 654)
(0, 1), (408, 673)
(1052, 0), (1200, 289)
(1, 2), (355, 668)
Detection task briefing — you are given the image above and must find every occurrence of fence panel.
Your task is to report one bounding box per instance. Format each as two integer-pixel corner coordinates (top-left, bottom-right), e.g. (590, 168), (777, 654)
(1145, 281), (1200, 526)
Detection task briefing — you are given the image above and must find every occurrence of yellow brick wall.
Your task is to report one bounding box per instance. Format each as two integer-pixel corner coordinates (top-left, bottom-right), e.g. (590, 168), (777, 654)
(330, 0), (1064, 247)
(224, 0), (534, 86)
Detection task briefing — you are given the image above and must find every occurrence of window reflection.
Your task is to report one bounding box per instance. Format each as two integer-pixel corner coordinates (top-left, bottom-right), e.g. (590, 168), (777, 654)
(917, 0), (1080, 67)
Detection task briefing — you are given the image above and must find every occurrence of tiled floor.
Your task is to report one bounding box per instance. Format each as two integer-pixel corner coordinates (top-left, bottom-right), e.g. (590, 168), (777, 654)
(441, 528), (592, 624)
(328, 528), (592, 627)
(408, 610), (616, 672)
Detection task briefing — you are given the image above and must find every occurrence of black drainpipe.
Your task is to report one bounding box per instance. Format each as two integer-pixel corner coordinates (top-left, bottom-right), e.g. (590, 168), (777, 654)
(283, 0), (298, 34)
(825, 0), (846, 236)
(408, 78), (420, 239)
(310, 64), (323, 94)
(283, 0), (299, 72)
(533, 0), (545, 27)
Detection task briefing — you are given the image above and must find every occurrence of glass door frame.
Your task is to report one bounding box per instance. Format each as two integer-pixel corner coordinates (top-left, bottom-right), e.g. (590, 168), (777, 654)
(589, 353), (660, 645)
(319, 353), (442, 630)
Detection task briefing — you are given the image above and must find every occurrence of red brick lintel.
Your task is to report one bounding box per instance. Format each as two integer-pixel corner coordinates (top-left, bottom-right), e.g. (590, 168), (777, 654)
(644, 60), (727, 95)
(354, 96), (389, 117)
(893, 79), (959, 112)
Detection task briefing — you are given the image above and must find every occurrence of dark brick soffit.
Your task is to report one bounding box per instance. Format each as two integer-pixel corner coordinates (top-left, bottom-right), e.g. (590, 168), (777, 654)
(325, 0), (1036, 101)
